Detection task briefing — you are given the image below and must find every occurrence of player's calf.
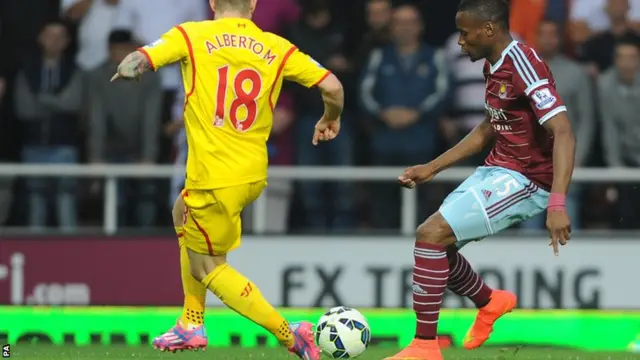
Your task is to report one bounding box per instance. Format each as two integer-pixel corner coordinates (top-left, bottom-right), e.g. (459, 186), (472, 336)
(446, 248), (493, 308)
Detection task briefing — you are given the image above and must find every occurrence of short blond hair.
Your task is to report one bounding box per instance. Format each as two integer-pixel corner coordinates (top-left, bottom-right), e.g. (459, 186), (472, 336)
(215, 0), (251, 14)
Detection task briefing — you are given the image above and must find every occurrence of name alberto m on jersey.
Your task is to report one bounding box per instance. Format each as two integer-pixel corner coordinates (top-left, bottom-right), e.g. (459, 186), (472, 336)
(205, 34), (278, 65)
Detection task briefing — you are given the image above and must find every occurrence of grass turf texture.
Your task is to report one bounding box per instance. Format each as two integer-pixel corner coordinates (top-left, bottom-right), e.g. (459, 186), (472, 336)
(8, 346), (640, 360)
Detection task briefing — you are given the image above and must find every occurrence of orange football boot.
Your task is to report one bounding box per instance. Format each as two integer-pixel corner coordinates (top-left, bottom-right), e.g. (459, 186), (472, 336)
(463, 289), (517, 349)
(384, 338), (443, 360)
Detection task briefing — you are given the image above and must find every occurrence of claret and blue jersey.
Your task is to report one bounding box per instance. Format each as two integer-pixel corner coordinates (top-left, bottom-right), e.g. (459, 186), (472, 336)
(441, 40), (567, 245)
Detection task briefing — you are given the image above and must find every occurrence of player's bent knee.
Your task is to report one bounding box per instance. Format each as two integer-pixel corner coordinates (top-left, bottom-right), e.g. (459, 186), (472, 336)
(186, 247), (228, 282)
(189, 262), (207, 283)
(416, 212), (456, 247)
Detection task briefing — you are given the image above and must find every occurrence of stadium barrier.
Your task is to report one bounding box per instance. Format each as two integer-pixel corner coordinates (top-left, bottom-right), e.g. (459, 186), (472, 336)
(1, 164), (640, 234)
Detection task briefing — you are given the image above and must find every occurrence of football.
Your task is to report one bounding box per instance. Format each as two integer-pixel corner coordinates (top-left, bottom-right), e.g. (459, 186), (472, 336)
(315, 306), (371, 358)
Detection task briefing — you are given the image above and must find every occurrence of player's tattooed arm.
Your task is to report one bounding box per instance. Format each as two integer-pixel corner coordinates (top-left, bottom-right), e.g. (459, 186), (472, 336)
(110, 51), (153, 82)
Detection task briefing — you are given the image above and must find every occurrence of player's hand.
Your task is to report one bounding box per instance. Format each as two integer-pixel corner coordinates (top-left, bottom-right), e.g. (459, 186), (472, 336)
(110, 52), (147, 82)
(397, 163), (438, 189)
(546, 209), (571, 256)
(312, 117), (340, 146)
(110, 63), (139, 82)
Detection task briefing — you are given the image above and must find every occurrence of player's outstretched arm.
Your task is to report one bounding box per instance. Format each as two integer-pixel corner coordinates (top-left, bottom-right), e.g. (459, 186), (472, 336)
(282, 44), (343, 144)
(312, 73), (344, 145)
(431, 114), (493, 173)
(110, 51), (153, 82)
(317, 73), (344, 122)
(398, 116), (493, 188)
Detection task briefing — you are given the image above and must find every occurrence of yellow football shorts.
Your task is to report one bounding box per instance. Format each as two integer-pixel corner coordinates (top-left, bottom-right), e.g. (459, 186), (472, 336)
(181, 180), (266, 255)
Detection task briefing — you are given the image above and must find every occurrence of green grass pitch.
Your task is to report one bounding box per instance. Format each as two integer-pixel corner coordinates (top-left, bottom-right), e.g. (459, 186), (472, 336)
(8, 345), (640, 360)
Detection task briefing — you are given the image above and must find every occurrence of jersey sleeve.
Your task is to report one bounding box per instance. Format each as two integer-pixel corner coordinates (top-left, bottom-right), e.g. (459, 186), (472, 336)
(138, 26), (189, 70)
(282, 46), (331, 88)
(511, 48), (567, 125)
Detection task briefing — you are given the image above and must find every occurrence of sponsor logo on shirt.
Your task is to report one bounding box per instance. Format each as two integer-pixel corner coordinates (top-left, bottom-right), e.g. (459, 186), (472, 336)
(531, 88), (557, 110)
(146, 39), (164, 48)
(310, 57), (324, 68)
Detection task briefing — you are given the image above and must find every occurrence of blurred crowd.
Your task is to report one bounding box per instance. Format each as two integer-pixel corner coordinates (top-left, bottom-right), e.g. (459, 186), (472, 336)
(0, 0), (639, 233)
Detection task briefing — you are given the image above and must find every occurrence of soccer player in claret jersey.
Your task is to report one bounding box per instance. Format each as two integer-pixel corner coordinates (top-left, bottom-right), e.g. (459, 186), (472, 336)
(387, 0), (575, 359)
(110, 0), (344, 359)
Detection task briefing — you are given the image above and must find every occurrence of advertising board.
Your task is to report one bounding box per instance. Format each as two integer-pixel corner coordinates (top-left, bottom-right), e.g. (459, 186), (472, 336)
(0, 236), (637, 309)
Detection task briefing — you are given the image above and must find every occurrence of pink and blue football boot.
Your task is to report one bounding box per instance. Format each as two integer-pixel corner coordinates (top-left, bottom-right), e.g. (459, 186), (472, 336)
(152, 321), (207, 352)
(288, 321), (320, 360)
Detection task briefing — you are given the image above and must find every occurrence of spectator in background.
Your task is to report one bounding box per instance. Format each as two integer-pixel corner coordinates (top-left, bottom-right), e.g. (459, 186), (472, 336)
(243, 93), (297, 233)
(600, 36), (640, 229)
(441, 31), (486, 165)
(113, 0), (207, 150)
(353, 0), (392, 70)
(290, 0), (355, 230)
(545, 0), (569, 24)
(14, 20), (82, 231)
(416, 0), (460, 47)
(509, 0), (547, 47)
(87, 30), (162, 227)
(581, 0), (640, 74)
(522, 19), (595, 231)
(251, 0), (299, 35)
(0, 0), (61, 73)
(166, 89), (186, 206)
(570, 0), (640, 47)
(0, 60), (12, 226)
(360, 4), (451, 229)
(61, 0), (121, 72)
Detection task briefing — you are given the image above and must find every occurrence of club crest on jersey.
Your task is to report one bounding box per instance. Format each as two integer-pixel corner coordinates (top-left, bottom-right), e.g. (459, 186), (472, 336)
(531, 88), (557, 110)
(499, 83), (507, 99)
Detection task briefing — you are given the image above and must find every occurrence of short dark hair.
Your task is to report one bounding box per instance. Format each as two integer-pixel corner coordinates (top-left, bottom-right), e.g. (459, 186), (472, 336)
(40, 19), (70, 34)
(539, 18), (561, 29)
(108, 30), (133, 45)
(301, 0), (330, 17)
(458, 0), (510, 30)
(616, 34), (640, 52)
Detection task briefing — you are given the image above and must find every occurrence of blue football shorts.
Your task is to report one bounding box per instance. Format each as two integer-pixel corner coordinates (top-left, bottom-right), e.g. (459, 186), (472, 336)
(439, 166), (549, 249)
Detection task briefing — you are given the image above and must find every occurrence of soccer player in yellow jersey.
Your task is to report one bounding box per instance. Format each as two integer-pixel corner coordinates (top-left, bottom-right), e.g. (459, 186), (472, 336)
(110, 0), (343, 358)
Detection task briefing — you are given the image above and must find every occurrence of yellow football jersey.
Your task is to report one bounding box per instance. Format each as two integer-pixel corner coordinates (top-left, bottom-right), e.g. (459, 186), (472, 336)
(140, 18), (330, 189)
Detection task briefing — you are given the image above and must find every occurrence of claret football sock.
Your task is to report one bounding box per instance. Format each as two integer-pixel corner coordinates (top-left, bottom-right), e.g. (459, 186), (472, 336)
(413, 242), (449, 339)
(447, 251), (492, 308)
(202, 263), (295, 347)
(177, 229), (207, 329)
